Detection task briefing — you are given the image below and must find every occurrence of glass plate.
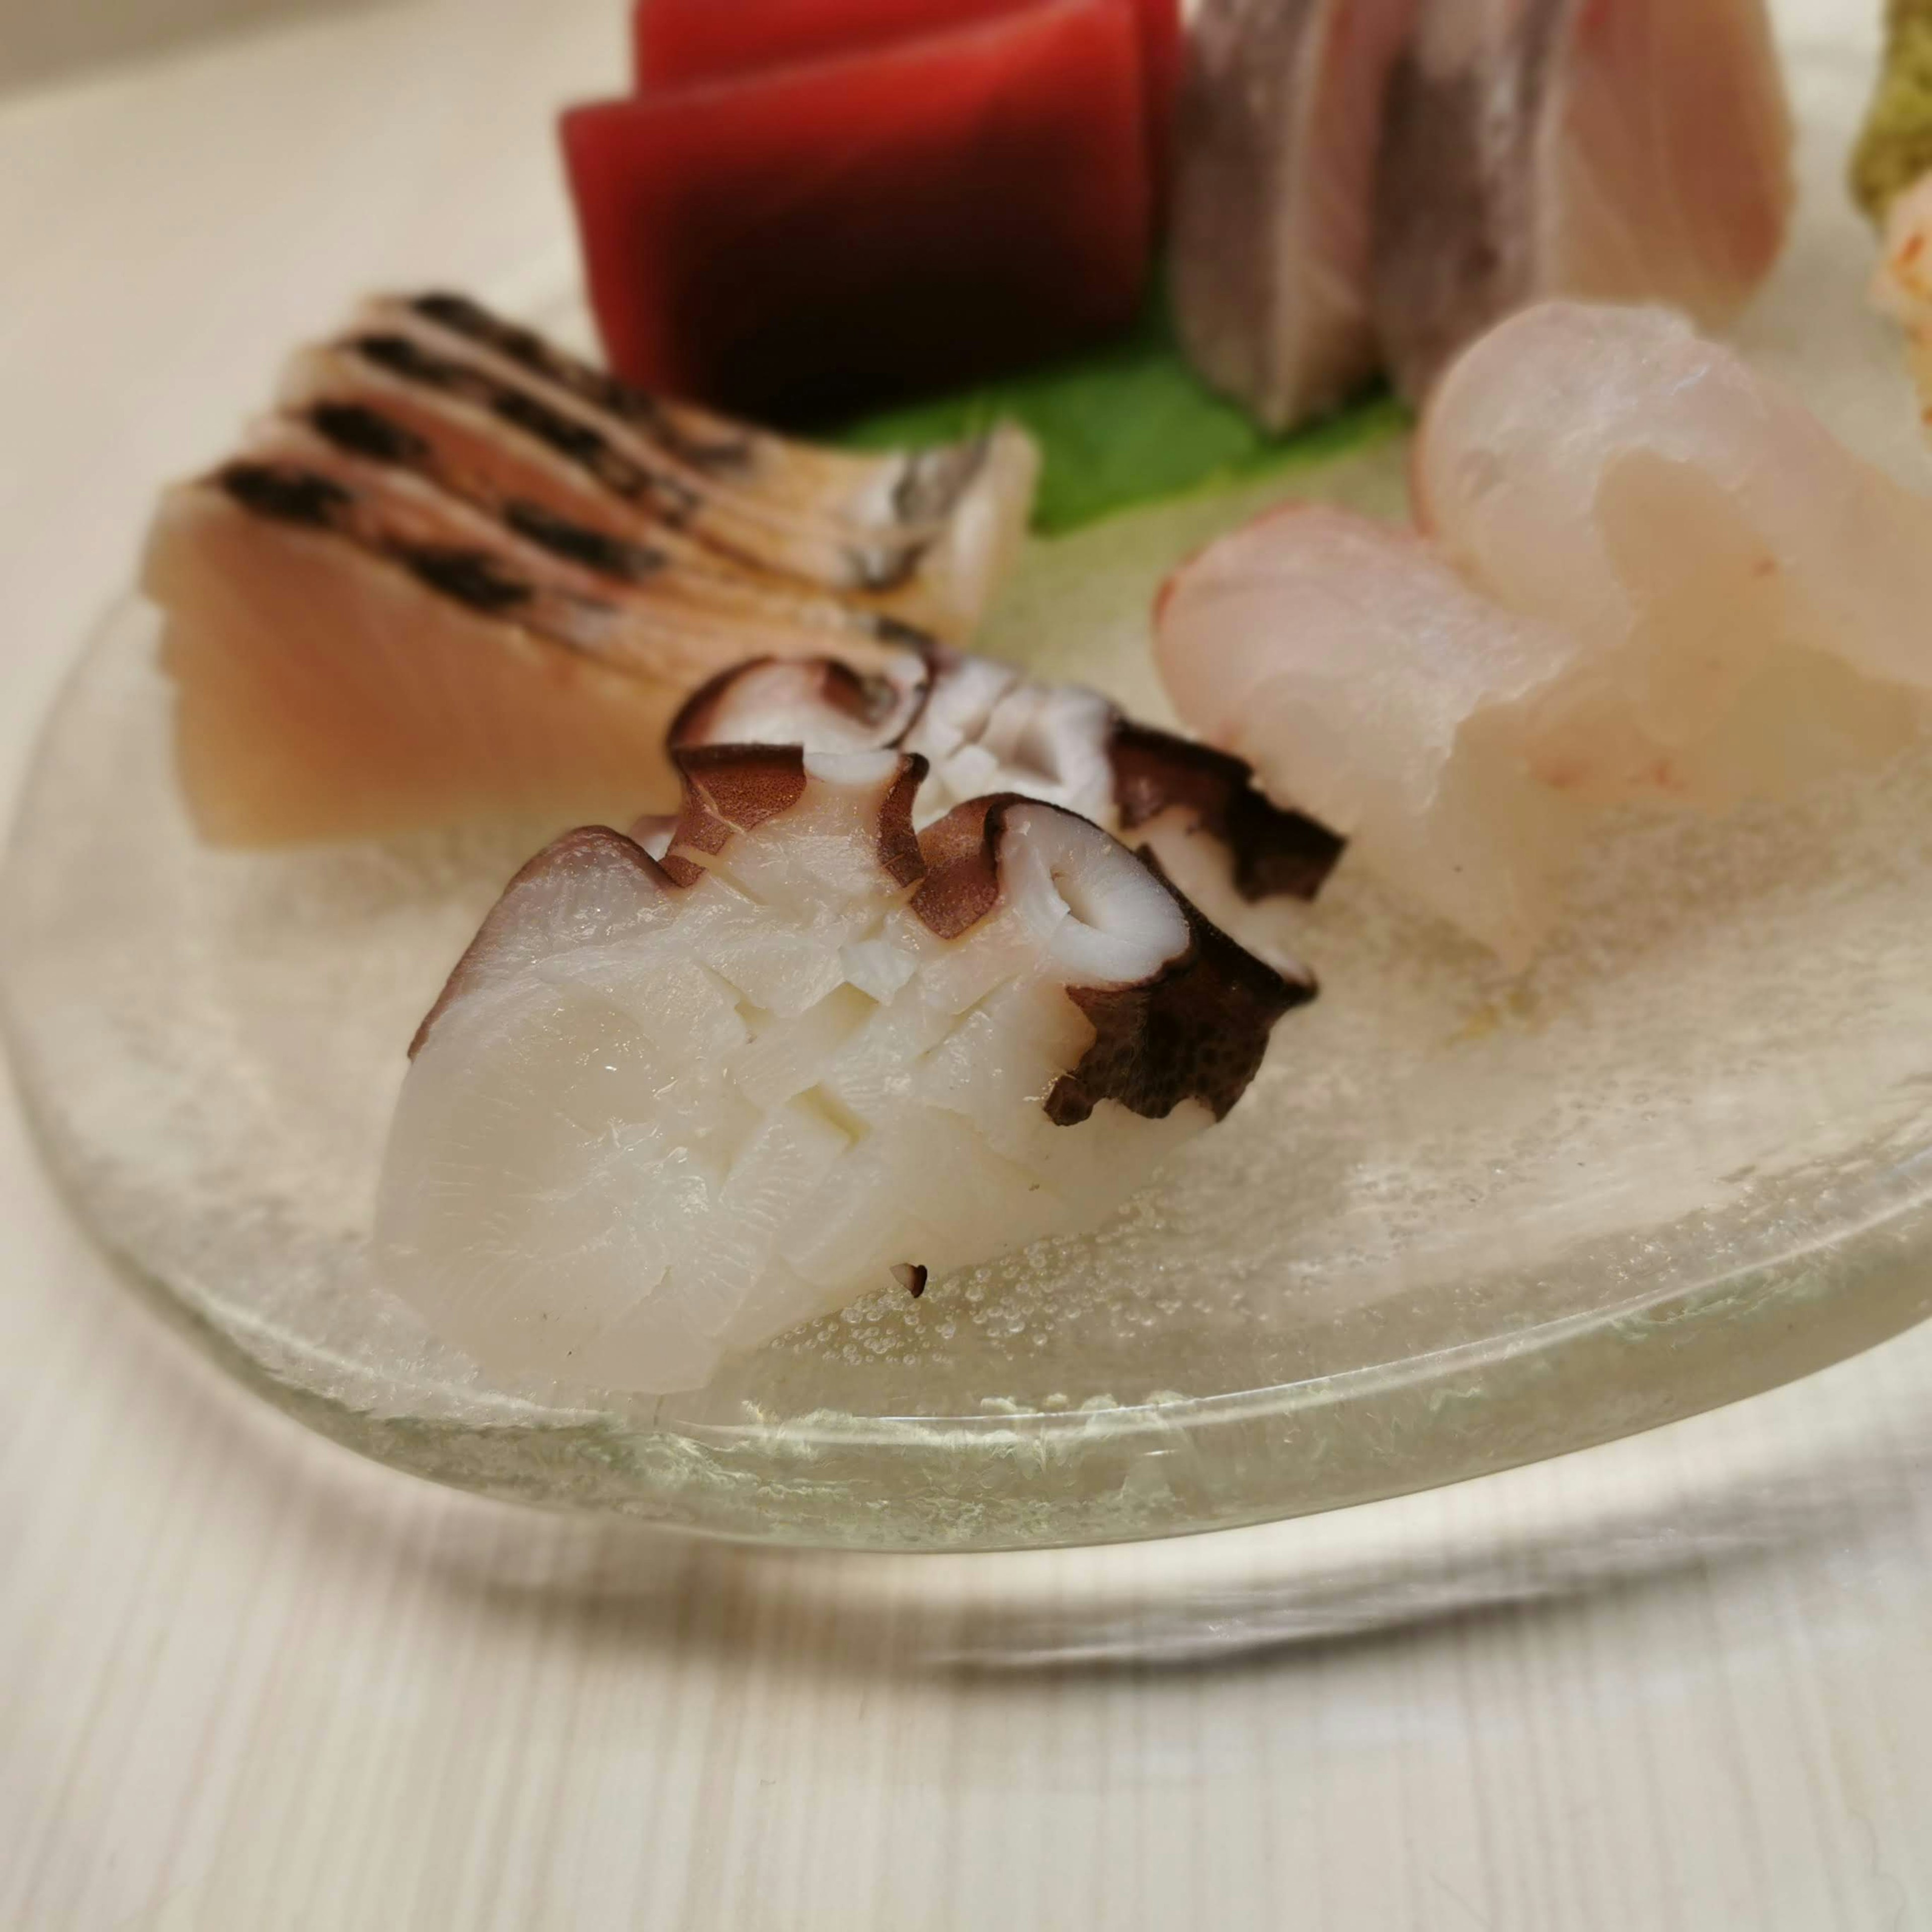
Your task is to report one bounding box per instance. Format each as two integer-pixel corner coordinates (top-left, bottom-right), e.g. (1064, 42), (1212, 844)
(8, 36), (1931, 1553)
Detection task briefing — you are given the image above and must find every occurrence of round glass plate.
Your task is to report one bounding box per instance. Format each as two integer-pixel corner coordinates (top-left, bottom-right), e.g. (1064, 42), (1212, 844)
(8, 35), (1932, 1553)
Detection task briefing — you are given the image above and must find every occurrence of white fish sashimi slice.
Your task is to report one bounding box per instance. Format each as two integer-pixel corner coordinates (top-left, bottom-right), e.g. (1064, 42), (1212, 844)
(378, 755), (1307, 1395)
(1415, 302), (1932, 807)
(1156, 505), (1591, 967)
(1372, 0), (1792, 404)
(1170, 0), (1421, 432)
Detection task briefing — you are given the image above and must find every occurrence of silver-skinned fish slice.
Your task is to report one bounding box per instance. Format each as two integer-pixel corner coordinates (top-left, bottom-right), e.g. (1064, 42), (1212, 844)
(1170, 0), (1420, 432)
(1371, 0), (1792, 404)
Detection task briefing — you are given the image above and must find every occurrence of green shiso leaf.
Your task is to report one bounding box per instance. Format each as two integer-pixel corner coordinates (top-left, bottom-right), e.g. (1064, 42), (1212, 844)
(837, 288), (1406, 536)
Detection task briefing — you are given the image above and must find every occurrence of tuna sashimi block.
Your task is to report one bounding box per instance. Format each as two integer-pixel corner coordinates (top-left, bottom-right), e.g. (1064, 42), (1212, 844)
(631, 0), (1181, 203)
(563, 0), (1152, 421)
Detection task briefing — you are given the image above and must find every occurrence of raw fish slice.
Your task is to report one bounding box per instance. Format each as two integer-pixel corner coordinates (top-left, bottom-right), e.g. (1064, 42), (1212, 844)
(1372, 0), (1792, 404)
(378, 749), (1307, 1394)
(1414, 302), (1932, 807)
(144, 477), (685, 846)
(352, 297), (1039, 638)
(671, 650), (1342, 976)
(1170, 0), (1420, 431)
(1156, 505), (1591, 967)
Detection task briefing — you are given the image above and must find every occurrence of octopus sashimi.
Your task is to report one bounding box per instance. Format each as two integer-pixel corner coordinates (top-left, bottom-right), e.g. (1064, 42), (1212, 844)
(348, 296), (1037, 639)
(1415, 303), (1932, 809)
(1372, 0), (1792, 404)
(668, 650), (1341, 978)
(1169, 0), (1419, 432)
(378, 747), (1307, 1394)
(1156, 505), (1590, 967)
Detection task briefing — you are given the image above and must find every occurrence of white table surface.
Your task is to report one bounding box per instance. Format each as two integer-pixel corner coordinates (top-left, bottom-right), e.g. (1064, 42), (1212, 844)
(6, 3), (1931, 1926)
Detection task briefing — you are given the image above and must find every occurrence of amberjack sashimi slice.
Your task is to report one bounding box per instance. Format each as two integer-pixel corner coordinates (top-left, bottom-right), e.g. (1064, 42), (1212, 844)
(1372, 0), (1792, 404)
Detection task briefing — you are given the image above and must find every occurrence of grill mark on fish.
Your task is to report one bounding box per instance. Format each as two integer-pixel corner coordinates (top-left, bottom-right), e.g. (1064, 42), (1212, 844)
(503, 500), (667, 581)
(346, 332), (704, 523)
(306, 402), (430, 466)
(401, 546), (533, 614)
(865, 613), (940, 651)
(218, 462), (353, 528)
(409, 291), (758, 474)
(352, 314), (955, 597)
(282, 371), (942, 650)
(213, 461), (615, 642)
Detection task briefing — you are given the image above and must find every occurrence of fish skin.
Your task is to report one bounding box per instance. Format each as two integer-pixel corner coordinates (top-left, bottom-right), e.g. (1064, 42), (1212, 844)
(1170, 0), (1421, 432)
(1371, 0), (1793, 405)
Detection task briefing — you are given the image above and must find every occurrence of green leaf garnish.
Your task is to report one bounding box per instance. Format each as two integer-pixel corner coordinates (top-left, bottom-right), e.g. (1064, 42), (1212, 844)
(838, 287), (1406, 535)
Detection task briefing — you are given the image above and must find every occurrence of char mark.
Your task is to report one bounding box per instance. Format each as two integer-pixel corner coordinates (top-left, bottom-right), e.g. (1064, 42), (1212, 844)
(306, 402), (430, 467)
(408, 290), (754, 474)
(347, 333), (679, 511)
(218, 462), (353, 529)
(399, 545), (534, 615)
(865, 612), (940, 653)
(504, 501), (666, 581)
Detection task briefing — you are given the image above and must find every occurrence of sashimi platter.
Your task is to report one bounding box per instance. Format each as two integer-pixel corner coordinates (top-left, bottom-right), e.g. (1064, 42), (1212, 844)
(9, 0), (1932, 1550)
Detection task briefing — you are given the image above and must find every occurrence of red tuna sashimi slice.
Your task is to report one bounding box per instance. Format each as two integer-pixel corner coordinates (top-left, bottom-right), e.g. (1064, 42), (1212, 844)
(562, 0), (1151, 422)
(1371, 0), (1793, 406)
(631, 0), (1181, 207)
(1169, 0), (1421, 433)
